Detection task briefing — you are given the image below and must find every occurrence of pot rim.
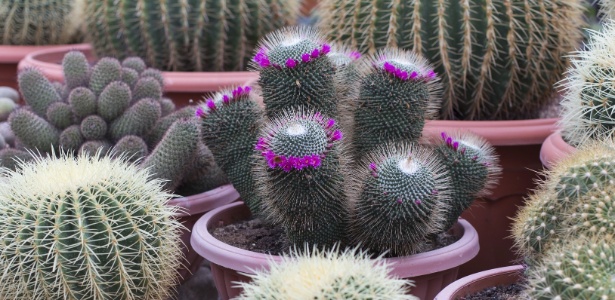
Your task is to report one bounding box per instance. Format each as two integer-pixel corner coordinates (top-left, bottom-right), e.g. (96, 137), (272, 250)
(167, 184), (240, 218)
(539, 131), (577, 169)
(434, 264), (525, 299)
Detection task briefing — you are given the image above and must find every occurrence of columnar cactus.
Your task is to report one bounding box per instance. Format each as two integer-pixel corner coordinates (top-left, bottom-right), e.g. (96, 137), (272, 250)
(84, 0), (300, 72)
(559, 20), (615, 146)
(0, 152), (183, 299)
(317, 0), (585, 120)
(0, 0), (84, 45)
(236, 247), (417, 300)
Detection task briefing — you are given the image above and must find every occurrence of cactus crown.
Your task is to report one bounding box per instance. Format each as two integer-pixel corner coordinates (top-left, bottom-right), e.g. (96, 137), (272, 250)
(252, 27), (331, 69)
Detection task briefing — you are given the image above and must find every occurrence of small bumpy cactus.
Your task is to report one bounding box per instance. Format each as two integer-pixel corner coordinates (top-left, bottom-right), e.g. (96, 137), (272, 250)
(317, 0), (585, 120)
(84, 0), (300, 71)
(236, 247), (417, 300)
(559, 20), (615, 146)
(254, 110), (348, 248)
(0, 1), (84, 45)
(524, 237), (615, 300)
(0, 152), (183, 299)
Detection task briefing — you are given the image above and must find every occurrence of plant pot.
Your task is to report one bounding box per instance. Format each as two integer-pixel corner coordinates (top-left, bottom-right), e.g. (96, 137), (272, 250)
(17, 44), (259, 107)
(422, 118), (556, 278)
(539, 131), (577, 169)
(167, 184), (240, 284)
(190, 201), (480, 300)
(434, 265), (525, 300)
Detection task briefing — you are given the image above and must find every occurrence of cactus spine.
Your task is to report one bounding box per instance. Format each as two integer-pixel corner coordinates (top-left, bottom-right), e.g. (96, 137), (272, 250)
(317, 0), (585, 120)
(84, 0), (300, 72)
(0, 152), (182, 299)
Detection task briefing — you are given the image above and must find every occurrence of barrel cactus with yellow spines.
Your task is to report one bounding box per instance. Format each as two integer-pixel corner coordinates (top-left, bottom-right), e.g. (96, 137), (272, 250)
(317, 0), (586, 120)
(84, 0), (300, 72)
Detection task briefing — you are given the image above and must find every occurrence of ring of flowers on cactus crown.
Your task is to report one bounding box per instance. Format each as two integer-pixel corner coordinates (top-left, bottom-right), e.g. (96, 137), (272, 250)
(440, 132), (491, 166)
(195, 86), (252, 118)
(255, 114), (343, 172)
(380, 61), (436, 82)
(253, 43), (332, 69)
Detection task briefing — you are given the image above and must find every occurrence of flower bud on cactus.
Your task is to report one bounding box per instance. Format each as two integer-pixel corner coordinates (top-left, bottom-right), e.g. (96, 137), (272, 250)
(0, 152), (183, 299)
(349, 48), (441, 159)
(433, 131), (501, 232)
(254, 110), (349, 248)
(253, 27), (339, 118)
(349, 143), (451, 256)
(236, 246), (417, 300)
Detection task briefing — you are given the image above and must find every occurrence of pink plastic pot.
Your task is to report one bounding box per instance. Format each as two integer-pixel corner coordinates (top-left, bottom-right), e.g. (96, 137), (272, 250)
(422, 118), (556, 278)
(167, 184), (240, 284)
(17, 44), (258, 107)
(540, 131), (577, 169)
(191, 201), (480, 300)
(434, 265), (525, 300)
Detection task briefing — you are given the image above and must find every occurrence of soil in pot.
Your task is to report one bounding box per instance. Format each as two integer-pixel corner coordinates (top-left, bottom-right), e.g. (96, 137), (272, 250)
(458, 282), (524, 300)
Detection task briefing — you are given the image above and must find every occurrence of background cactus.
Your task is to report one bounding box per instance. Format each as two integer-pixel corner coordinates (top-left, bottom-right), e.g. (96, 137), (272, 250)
(236, 247), (417, 300)
(0, 152), (183, 299)
(83, 0), (300, 72)
(0, 0), (84, 45)
(317, 0), (586, 120)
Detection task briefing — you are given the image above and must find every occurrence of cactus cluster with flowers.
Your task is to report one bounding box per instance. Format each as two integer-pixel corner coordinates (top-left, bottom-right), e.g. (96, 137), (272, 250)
(197, 26), (501, 258)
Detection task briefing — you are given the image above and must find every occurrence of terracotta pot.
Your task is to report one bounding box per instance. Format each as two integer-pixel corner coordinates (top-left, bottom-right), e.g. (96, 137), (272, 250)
(190, 201), (480, 300)
(540, 131), (577, 169)
(301, 0), (320, 16)
(167, 184), (240, 284)
(17, 44), (259, 107)
(434, 265), (525, 300)
(422, 118), (556, 278)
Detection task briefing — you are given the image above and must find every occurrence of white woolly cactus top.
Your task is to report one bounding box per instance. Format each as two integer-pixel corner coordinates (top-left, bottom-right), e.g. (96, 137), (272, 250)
(235, 247), (417, 300)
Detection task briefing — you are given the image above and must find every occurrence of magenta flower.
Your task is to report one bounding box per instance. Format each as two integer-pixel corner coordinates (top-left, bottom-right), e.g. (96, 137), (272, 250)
(301, 53), (311, 63)
(326, 119), (335, 129)
(349, 51), (361, 60)
(195, 107), (204, 117)
(206, 99), (216, 111)
(322, 44), (331, 54)
(331, 130), (343, 141)
(286, 58), (297, 68)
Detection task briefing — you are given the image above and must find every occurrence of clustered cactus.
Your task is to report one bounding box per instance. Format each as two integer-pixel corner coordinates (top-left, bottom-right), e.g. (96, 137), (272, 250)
(198, 27), (501, 257)
(84, 0), (300, 72)
(316, 0), (585, 120)
(2, 51), (227, 193)
(0, 152), (183, 299)
(0, 0), (84, 45)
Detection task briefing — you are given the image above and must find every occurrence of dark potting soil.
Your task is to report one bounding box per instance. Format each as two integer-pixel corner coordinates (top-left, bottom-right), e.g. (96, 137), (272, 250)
(459, 283), (525, 300)
(211, 216), (460, 256)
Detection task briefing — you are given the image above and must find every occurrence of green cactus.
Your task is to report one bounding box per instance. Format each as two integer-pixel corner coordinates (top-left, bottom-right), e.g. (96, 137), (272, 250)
(8, 109), (60, 153)
(562, 186), (615, 241)
(84, 0), (300, 72)
(176, 142), (230, 195)
(97, 81), (132, 121)
(236, 247), (417, 300)
(18, 68), (62, 117)
(0, 148), (31, 171)
(559, 20), (615, 146)
(62, 51), (90, 89)
(0, 152), (183, 299)
(317, 0), (585, 120)
(109, 98), (161, 141)
(0, 1), (84, 45)
(80, 115), (108, 140)
(253, 110), (349, 248)
(46, 102), (75, 129)
(113, 135), (149, 163)
(524, 237), (615, 300)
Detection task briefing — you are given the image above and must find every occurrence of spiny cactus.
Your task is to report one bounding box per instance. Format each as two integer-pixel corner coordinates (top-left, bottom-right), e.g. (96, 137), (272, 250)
(0, 1), (84, 45)
(84, 0), (300, 72)
(317, 0), (586, 120)
(559, 20), (615, 146)
(236, 246), (417, 300)
(524, 237), (615, 300)
(563, 186), (615, 240)
(599, 0), (615, 20)
(0, 151), (183, 300)
(254, 110), (349, 248)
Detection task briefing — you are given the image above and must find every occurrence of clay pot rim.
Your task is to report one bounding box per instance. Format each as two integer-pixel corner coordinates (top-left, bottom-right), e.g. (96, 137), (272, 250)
(539, 131), (577, 169)
(190, 201), (480, 278)
(168, 184), (240, 218)
(0, 44), (90, 63)
(434, 265), (525, 299)
(18, 44), (258, 92)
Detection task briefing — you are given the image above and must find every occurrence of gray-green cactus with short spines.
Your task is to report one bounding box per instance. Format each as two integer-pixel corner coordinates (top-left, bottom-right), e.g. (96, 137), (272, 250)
(5, 51), (227, 194)
(317, 0), (585, 121)
(84, 0), (300, 72)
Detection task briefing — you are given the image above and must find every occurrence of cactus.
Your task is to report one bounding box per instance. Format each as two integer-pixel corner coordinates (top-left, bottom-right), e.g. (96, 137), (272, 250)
(0, 1), (84, 45)
(83, 0), (300, 72)
(236, 247), (417, 300)
(0, 152), (182, 299)
(254, 110), (349, 248)
(599, 0), (615, 20)
(559, 20), (615, 146)
(317, 0), (585, 120)
(524, 237), (615, 300)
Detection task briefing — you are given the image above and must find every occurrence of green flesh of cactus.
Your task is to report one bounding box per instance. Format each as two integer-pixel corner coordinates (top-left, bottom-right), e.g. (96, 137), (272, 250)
(318, 0), (585, 120)
(84, 0), (300, 72)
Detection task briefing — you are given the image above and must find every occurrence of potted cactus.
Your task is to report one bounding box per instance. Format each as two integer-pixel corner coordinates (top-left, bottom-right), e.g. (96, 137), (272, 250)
(2, 51), (239, 284)
(18, 0), (302, 106)
(0, 151), (183, 299)
(190, 27), (501, 299)
(314, 0), (587, 276)
(0, 0), (86, 91)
